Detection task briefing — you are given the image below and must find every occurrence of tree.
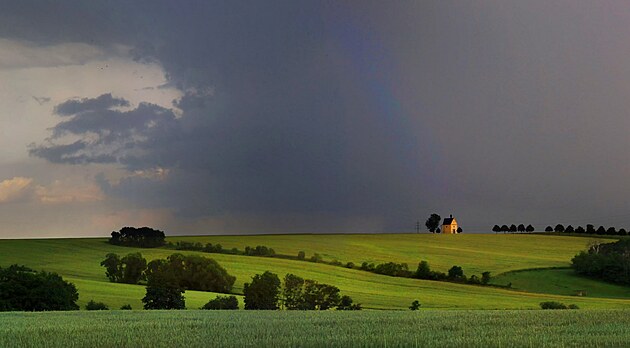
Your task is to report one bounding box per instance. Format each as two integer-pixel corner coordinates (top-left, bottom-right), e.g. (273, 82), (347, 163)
(297, 251), (306, 260)
(554, 224), (565, 233)
(201, 295), (239, 310)
(596, 226), (606, 235)
(526, 225), (535, 233)
(575, 226), (585, 234)
(142, 286), (185, 310)
(436, 228), (441, 234)
(618, 228), (628, 236)
(415, 261), (432, 279)
(481, 271), (491, 285)
(301, 280), (341, 310)
(586, 224), (595, 234)
(283, 273), (305, 310)
(545, 226), (553, 232)
(100, 253), (122, 282)
(243, 271), (281, 310)
(142, 263), (185, 310)
(606, 227), (617, 235)
(409, 300), (421, 310)
(492, 225), (501, 234)
(517, 224), (525, 233)
(447, 266), (465, 281)
(565, 225), (574, 233)
(0, 265), (79, 311)
(509, 224), (517, 233)
(501, 225), (509, 234)
(457, 227), (463, 233)
(120, 252), (147, 284)
(425, 213), (441, 233)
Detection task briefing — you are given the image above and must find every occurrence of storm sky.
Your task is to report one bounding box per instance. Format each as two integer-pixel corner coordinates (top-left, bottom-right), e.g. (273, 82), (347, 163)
(2, 1), (630, 237)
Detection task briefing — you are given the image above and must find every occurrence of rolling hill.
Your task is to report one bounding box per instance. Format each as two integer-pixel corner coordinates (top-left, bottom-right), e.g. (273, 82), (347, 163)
(0, 233), (628, 310)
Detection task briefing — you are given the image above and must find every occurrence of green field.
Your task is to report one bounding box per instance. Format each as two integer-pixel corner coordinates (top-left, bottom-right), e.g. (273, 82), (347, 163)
(2, 310), (630, 347)
(0, 234), (628, 310)
(492, 268), (630, 299)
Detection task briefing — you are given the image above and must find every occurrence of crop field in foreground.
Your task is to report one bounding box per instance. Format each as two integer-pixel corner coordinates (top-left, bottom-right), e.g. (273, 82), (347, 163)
(1, 310), (629, 347)
(0, 234), (629, 310)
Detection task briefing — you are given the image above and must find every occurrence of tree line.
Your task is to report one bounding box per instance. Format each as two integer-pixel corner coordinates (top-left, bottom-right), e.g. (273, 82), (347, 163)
(359, 260), (491, 286)
(544, 224), (628, 236)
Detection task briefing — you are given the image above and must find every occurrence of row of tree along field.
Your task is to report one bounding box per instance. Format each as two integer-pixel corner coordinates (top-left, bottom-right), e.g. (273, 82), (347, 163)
(545, 224), (629, 236)
(491, 223), (630, 236)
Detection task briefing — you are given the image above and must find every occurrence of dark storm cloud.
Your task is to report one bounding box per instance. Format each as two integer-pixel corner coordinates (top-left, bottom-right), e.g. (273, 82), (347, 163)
(54, 94), (129, 117)
(30, 94), (178, 165)
(9, 1), (630, 232)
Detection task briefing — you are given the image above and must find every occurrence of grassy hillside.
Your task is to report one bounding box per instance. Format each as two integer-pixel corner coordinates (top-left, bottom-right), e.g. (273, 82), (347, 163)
(171, 233), (606, 274)
(3, 310), (630, 347)
(492, 268), (630, 299)
(0, 234), (628, 310)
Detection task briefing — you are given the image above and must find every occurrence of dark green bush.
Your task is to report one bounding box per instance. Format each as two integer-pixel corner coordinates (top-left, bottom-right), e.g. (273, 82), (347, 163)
(85, 300), (109, 310)
(540, 301), (568, 309)
(409, 300), (421, 310)
(202, 295), (239, 310)
(120, 304), (132, 310)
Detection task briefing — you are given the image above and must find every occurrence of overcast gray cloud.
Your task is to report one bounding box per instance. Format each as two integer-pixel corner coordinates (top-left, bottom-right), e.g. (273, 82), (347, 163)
(3, 1), (630, 235)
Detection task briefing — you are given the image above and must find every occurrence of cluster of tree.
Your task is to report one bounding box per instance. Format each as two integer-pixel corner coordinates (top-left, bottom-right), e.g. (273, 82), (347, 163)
(415, 261), (491, 285)
(539, 301), (579, 310)
(244, 245), (276, 257)
(492, 224), (535, 234)
(242, 271), (361, 310)
(102, 252), (235, 292)
(0, 265), (79, 311)
(100, 252), (147, 284)
(571, 239), (630, 285)
(544, 224), (629, 236)
(360, 262), (412, 277)
(109, 227), (166, 248)
(202, 295), (239, 310)
(139, 254), (236, 310)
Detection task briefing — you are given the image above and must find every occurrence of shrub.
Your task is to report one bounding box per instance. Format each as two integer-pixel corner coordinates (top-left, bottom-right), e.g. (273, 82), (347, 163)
(330, 259), (342, 266)
(345, 262), (355, 269)
(481, 271), (491, 285)
(202, 295), (239, 310)
(245, 245), (276, 257)
(448, 266), (466, 281)
(85, 300), (109, 310)
(120, 304), (132, 310)
(568, 304), (580, 309)
(409, 300), (421, 310)
(297, 251), (306, 260)
(310, 253), (323, 263)
(540, 301), (568, 309)
(337, 295), (361, 310)
(142, 286), (185, 310)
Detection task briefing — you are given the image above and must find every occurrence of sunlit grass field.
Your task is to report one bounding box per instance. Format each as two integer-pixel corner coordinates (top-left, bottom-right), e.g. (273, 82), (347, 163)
(2, 310), (630, 347)
(0, 234), (628, 310)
